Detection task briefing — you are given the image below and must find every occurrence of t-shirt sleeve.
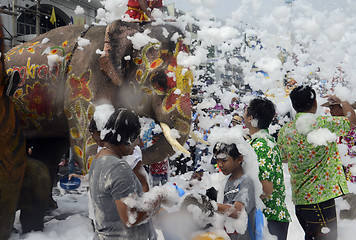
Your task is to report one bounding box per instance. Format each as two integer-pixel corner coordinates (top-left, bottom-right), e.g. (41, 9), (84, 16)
(317, 116), (350, 137)
(233, 177), (255, 214)
(105, 161), (137, 200)
(252, 138), (274, 182)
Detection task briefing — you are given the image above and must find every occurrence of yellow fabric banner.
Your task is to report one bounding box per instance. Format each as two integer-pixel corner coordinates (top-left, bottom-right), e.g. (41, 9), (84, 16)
(50, 7), (56, 25)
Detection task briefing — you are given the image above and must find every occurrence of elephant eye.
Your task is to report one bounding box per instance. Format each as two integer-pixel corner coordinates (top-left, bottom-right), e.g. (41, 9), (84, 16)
(152, 71), (168, 91)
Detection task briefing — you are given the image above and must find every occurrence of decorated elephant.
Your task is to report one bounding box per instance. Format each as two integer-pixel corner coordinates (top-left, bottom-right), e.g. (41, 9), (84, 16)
(5, 20), (193, 173)
(0, 18), (51, 239)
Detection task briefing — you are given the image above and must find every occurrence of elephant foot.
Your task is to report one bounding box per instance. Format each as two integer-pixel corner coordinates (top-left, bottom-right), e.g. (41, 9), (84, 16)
(18, 158), (51, 234)
(47, 197), (58, 210)
(20, 209), (45, 234)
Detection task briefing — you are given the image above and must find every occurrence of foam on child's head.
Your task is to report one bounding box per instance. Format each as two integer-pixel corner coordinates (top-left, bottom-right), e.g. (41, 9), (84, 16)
(93, 104), (115, 131)
(208, 126), (265, 210)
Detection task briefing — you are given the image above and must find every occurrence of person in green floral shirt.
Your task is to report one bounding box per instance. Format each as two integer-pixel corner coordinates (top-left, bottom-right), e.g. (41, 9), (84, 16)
(244, 97), (291, 240)
(277, 85), (356, 240)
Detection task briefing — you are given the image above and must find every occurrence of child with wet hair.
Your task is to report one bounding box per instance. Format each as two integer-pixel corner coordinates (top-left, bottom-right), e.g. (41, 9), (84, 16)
(90, 106), (150, 192)
(180, 142), (257, 240)
(212, 142), (257, 240)
(89, 108), (178, 240)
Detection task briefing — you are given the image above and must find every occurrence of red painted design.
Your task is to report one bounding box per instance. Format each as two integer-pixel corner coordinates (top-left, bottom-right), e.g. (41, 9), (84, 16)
(28, 47), (35, 53)
(150, 58), (163, 69)
(69, 70), (92, 101)
(65, 53), (71, 61)
(180, 94), (191, 118)
(22, 81), (54, 118)
(37, 65), (48, 79)
(159, 40), (192, 119)
(165, 93), (180, 110)
(12, 66), (27, 87)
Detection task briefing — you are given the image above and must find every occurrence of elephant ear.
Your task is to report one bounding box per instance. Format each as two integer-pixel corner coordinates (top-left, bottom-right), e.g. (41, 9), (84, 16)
(99, 20), (140, 86)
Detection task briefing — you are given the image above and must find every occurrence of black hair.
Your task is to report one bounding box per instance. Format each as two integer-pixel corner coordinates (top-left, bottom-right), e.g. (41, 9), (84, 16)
(246, 97), (275, 129)
(213, 142), (242, 160)
(290, 85), (316, 112)
(88, 118), (98, 134)
(102, 108), (141, 145)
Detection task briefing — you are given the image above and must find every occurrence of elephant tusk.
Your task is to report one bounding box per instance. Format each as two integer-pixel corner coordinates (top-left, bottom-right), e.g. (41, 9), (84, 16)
(190, 131), (211, 145)
(160, 122), (190, 156)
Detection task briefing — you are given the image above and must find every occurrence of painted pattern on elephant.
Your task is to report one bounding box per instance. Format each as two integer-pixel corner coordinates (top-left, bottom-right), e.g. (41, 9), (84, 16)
(5, 21), (193, 175)
(134, 39), (193, 124)
(6, 39), (97, 171)
(6, 40), (75, 132)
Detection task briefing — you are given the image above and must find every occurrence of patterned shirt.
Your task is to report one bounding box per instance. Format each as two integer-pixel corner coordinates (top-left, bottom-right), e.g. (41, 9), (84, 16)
(277, 113), (350, 205)
(150, 159), (169, 175)
(343, 127), (356, 182)
(249, 129), (291, 222)
(127, 0), (162, 8)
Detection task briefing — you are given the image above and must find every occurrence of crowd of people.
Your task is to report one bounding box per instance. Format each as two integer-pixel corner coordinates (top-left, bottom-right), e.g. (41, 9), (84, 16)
(52, 2), (356, 240)
(56, 83), (356, 240)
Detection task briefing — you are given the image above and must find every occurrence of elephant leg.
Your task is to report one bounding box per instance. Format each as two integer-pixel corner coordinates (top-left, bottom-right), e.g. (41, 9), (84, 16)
(0, 181), (22, 240)
(18, 158), (51, 233)
(26, 137), (70, 210)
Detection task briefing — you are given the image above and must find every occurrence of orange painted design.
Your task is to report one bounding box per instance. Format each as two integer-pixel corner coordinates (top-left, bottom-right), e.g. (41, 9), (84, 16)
(14, 89), (23, 99)
(134, 58), (143, 65)
(29, 42), (39, 47)
(136, 70), (143, 82)
(19, 48), (24, 54)
(51, 49), (59, 55)
(5, 52), (15, 61)
(87, 104), (95, 120)
(74, 101), (82, 118)
(87, 136), (96, 146)
(27, 48), (35, 53)
(74, 145), (83, 158)
(62, 41), (68, 47)
(70, 127), (81, 139)
(150, 58), (163, 69)
(87, 155), (94, 170)
(65, 53), (72, 60)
